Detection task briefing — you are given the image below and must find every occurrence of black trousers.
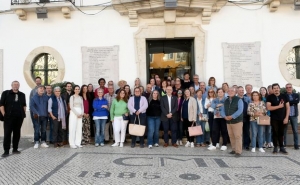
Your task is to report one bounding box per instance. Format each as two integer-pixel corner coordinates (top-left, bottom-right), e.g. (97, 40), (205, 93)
(130, 113), (146, 146)
(208, 112), (214, 141)
(162, 118), (177, 144)
(271, 119), (286, 148)
(183, 118), (194, 142)
(3, 116), (24, 152)
(53, 119), (63, 144)
(212, 118), (228, 146)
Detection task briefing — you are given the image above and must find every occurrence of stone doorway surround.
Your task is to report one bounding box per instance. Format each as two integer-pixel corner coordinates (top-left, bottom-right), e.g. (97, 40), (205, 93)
(134, 23), (206, 84)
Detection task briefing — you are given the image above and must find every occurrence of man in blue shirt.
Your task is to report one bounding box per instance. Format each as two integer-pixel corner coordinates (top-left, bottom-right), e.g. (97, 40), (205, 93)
(30, 85), (49, 149)
(221, 87), (244, 157)
(284, 83), (299, 150)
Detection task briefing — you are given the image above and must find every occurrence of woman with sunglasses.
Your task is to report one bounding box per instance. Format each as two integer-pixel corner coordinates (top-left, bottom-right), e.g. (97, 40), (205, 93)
(205, 88), (216, 147)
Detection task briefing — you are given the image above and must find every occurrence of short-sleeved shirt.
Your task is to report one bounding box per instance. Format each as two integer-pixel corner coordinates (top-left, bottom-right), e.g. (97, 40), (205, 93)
(266, 93), (288, 121)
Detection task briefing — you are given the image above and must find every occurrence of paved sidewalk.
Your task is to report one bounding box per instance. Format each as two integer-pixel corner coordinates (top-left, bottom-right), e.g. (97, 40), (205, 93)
(0, 138), (300, 185)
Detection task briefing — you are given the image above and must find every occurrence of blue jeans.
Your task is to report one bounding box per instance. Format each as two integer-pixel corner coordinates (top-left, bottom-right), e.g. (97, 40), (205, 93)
(94, 119), (107, 144)
(196, 120), (206, 144)
(47, 116), (53, 142)
(263, 125), (272, 144)
(147, 116), (161, 145)
(284, 116), (299, 147)
(250, 121), (264, 148)
(34, 116), (47, 142)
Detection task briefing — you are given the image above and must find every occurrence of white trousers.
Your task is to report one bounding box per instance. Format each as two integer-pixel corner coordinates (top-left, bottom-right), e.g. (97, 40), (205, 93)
(113, 116), (128, 143)
(69, 107), (83, 146)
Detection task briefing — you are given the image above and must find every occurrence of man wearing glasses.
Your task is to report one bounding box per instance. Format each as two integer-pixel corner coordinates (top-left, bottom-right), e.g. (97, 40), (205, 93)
(284, 83), (299, 150)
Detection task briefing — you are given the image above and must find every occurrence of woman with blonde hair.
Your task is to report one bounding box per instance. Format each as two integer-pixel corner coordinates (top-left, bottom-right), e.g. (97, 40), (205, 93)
(115, 80), (127, 94)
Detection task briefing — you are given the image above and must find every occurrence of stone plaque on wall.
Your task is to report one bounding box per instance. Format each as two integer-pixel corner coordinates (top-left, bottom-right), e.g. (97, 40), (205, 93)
(81, 46), (119, 88)
(0, 49), (3, 93)
(222, 42), (262, 87)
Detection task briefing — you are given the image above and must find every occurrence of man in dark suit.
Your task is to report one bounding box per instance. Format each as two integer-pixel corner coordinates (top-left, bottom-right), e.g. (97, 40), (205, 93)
(161, 86), (178, 147)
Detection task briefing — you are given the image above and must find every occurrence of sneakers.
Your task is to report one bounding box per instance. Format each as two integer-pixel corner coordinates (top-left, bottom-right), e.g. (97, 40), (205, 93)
(263, 142), (267, 148)
(111, 142), (119, 147)
(76, 145), (83, 148)
(148, 145), (153, 149)
(119, 143), (123, 147)
(216, 143), (220, 148)
(220, 146), (227, 151)
(41, 143), (49, 148)
(70, 145), (77, 149)
(190, 142), (194, 148)
(259, 148), (265, 153)
(269, 142), (274, 148)
(34, 143), (39, 149)
(251, 148), (255, 153)
(100, 143), (104, 147)
(176, 140), (179, 145)
(280, 147), (288, 155)
(95, 143), (99, 147)
(185, 141), (191, 147)
(179, 140), (183, 146)
(154, 143), (159, 147)
(208, 146), (216, 150)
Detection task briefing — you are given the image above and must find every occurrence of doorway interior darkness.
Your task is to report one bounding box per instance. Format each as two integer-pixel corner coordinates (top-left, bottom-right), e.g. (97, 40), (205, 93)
(146, 39), (195, 82)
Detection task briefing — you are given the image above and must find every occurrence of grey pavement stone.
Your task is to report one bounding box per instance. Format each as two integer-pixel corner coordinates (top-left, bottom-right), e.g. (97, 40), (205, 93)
(0, 138), (300, 184)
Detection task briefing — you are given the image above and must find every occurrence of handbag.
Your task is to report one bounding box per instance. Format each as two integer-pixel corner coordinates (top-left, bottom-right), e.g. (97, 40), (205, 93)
(122, 114), (129, 121)
(129, 115), (146, 136)
(257, 115), (270, 125)
(205, 122), (210, 132)
(199, 114), (208, 121)
(188, 122), (203, 136)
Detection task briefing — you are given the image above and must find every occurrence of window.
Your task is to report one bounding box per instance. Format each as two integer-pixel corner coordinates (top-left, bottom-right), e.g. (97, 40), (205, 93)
(163, 53), (173, 61)
(31, 53), (58, 85)
(286, 45), (300, 79)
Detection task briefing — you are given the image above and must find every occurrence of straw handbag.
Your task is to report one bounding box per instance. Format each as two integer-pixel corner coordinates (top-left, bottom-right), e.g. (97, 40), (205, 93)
(129, 115), (146, 136)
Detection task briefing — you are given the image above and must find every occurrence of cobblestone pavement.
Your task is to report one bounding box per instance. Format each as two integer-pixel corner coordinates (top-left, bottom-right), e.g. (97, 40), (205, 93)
(1, 137), (300, 185)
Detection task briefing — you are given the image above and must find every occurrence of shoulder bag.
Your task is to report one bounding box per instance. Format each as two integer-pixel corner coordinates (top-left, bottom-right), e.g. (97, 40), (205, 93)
(188, 122), (203, 136)
(129, 115), (146, 136)
(257, 115), (270, 125)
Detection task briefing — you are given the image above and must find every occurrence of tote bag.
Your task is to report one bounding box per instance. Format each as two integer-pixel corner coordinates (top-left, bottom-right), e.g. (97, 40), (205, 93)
(188, 122), (203, 136)
(257, 115), (270, 125)
(129, 115), (146, 136)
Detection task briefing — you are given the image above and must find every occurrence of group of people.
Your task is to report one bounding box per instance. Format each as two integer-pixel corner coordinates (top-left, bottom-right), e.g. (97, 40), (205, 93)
(0, 72), (299, 158)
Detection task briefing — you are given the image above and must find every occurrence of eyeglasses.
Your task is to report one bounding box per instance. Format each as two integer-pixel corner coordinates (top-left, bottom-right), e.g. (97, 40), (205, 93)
(286, 87), (292, 89)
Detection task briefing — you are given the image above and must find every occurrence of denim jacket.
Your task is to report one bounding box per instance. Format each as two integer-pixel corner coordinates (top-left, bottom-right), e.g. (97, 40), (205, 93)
(211, 97), (227, 118)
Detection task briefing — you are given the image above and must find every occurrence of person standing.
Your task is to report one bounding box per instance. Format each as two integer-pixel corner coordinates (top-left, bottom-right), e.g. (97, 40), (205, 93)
(29, 77), (42, 136)
(0, 81), (26, 157)
(143, 84), (152, 99)
(94, 78), (109, 98)
(191, 74), (200, 91)
(159, 80), (167, 97)
(110, 89), (129, 147)
(266, 83), (290, 154)
(195, 89), (206, 147)
(128, 87), (148, 148)
(115, 80), (127, 94)
(161, 86), (178, 147)
(244, 84), (253, 98)
(146, 90), (161, 149)
(247, 91), (268, 153)
(62, 82), (73, 145)
(104, 85), (117, 143)
(208, 88), (228, 151)
(69, 85), (84, 149)
(284, 83), (299, 150)
(206, 77), (217, 92)
(79, 85), (91, 145)
(182, 72), (193, 90)
(30, 85), (49, 149)
(182, 89), (197, 148)
(260, 87), (273, 148)
(87, 83), (95, 138)
(237, 86), (251, 150)
(176, 89), (184, 146)
(221, 87), (244, 157)
(93, 88), (109, 147)
(48, 87), (67, 148)
(45, 85), (54, 143)
(205, 89), (216, 146)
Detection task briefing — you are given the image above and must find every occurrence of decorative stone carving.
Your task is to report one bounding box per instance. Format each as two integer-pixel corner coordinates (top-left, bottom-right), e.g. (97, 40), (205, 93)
(15, 9), (27, 20)
(61, 7), (71, 19)
(134, 23), (206, 84)
(112, 0), (227, 26)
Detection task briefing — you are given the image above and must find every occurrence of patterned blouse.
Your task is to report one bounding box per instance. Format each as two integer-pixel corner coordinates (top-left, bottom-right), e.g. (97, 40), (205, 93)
(247, 101), (268, 121)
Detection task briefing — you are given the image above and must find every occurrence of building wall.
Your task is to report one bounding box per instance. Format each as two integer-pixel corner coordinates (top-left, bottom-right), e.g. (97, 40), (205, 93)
(0, 3), (300, 136)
